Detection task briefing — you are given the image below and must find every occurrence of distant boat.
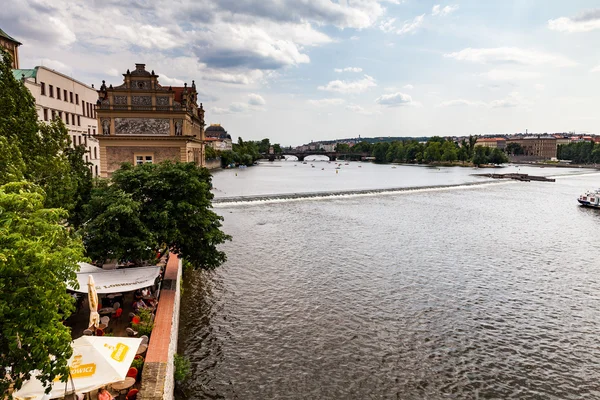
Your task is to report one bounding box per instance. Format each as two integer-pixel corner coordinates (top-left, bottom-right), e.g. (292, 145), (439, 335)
(578, 189), (600, 208)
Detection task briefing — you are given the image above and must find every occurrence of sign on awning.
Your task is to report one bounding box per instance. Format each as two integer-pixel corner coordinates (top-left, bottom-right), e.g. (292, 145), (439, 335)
(67, 263), (161, 294)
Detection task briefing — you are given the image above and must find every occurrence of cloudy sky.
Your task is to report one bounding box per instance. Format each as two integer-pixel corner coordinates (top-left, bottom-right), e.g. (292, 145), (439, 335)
(3, 0), (600, 145)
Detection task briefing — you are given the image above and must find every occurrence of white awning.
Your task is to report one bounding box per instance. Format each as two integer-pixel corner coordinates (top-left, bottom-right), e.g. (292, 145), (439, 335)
(67, 263), (161, 294)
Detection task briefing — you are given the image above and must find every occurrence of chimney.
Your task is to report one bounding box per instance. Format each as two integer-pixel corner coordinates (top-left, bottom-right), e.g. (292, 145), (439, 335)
(135, 63), (146, 72)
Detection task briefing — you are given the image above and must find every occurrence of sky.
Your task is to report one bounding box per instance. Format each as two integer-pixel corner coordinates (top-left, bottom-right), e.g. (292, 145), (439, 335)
(3, 0), (600, 146)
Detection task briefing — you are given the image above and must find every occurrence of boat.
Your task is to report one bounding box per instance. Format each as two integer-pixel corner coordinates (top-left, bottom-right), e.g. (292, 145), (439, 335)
(578, 189), (600, 208)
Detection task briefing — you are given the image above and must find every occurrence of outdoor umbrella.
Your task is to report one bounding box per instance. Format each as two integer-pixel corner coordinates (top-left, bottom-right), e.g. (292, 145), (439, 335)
(88, 275), (99, 330)
(12, 336), (143, 400)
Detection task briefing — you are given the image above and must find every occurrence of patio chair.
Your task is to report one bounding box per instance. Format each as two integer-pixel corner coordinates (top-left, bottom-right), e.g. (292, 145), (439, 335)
(125, 389), (139, 400)
(100, 316), (110, 326)
(126, 367), (138, 379)
(128, 312), (136, 319)
(140, 335), (149, 345)
(112, 302), (120, 310)
(126, 327), (138, 337)
(83, 329), (93, 336)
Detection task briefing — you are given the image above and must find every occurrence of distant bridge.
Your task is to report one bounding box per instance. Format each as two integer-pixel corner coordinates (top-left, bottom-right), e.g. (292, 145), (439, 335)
(264, 151), (371, 161)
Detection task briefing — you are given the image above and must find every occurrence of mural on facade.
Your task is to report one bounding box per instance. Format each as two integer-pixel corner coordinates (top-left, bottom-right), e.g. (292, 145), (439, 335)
(114, 118), (170, 135)
(156, 96), (169, 106)
(114, 96), (127, 105)
(132, 96), (152, 106)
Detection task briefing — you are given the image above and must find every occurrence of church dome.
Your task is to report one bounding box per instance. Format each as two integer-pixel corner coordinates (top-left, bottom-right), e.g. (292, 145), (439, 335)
(206, 124), (226, 133)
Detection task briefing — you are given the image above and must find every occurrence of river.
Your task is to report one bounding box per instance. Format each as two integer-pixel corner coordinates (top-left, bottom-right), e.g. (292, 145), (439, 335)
(178, 161), (600, 399)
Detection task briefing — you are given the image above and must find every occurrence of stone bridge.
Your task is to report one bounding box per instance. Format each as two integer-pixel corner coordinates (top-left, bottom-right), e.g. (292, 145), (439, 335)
(264, 152), (371, 161)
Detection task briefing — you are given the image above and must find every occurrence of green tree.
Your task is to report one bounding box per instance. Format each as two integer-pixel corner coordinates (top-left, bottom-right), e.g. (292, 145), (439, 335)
(472, 146), (488, 166)
(372, 142), (390, 163)
(272, 143), (282, 154)
(0, 50), (77, 212)
(82, 182), (156, 264)
(505, 142), (524, 156)
(110, 162), (231, 269)
(0, 182), (85, 396)
(64, 144), (93, 228)
(0, 136), (25, 185)
(488, 148), (509, 164)
(205, 145), (218, 160)
(441, 141), (458, 162)
(335, 143), (351, 152)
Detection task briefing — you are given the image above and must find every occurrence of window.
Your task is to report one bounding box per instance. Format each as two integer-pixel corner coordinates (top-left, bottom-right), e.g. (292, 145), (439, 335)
(135, 154), (153, 165)
(72, 135), (76, 146)
(78, 135), (82, 145)
(94, 147), (97, 158)
(75, 93), (79, 104)
(49, 85), (54, 97)
(41, 82), (46, 95)
(78, 115), (81, 126)
(88, 128), (91, 135)
(72, 114), (76, 125)
(57, 88), (61, 100)
(43, 108), (48, 121)
(85, 155), (88, 163)
(70, 92), (73, 103)
(92, 128), (96, 135)
(64, 112), (69, 124)
(82, 101), (86, 116)
(52, 110), (56, 118)
(95, 165), (98, 176)
(58, 111), (62, 120)
(84, 136), (88, 146)
(63, 89), (67, 101)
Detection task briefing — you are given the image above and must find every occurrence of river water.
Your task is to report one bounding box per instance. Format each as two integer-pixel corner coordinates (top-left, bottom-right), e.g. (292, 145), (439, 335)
(178, 161), (600, 399)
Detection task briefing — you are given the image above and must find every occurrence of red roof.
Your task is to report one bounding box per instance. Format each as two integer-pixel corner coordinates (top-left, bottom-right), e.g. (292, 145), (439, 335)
(477, 138), (505, 142)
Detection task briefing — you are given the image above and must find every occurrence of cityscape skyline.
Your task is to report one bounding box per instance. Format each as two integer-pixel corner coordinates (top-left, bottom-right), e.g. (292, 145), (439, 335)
(2, 1), (600, 145)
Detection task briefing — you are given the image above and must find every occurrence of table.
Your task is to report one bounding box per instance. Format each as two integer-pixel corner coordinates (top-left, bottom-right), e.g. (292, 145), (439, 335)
(111, 377), (136, 398)
(107, 293), (123, 299)
(97, 323), (107, 331)
(136, 344), (148, 355)
(98, 307), (114, 315)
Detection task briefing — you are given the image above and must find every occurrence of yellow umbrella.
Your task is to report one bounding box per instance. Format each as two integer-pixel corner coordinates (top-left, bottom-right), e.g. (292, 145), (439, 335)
(87, 275), (99, 329)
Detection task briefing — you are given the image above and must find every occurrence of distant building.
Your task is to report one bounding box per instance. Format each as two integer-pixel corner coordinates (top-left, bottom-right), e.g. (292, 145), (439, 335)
(321, 143), (335, 152)
(95, 63), (206, 177)
(553, 134), (571, 146)
(475, 138), (506, 149)
(506, 137), (557, 159)
(205, 124), (232, 151)
(0, 28), (21, 68)
(12, 66), (100, 177)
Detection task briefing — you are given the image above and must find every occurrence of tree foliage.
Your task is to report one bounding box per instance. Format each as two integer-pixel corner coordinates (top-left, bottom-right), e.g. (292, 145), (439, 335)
(82, 162), (231, 269)
(558, 141), (600, 164)
(0, 182), (85, 395)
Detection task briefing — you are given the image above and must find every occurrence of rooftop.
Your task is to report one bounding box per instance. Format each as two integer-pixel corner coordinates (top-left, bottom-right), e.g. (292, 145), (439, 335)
(0, 28), (21, 45)
(12, 68), (37, 80)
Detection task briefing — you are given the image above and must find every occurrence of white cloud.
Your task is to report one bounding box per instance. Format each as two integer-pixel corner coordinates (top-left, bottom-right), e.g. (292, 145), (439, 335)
(534, 84), (545, 91)
(439, 99), (486, 107)
(549, 9), (600, 33)
(403, 84), (414, 90)
(481, 68), (542, 81)
(334, 67), (363, 73)
(375, 92), (420, 107)
(106, 68), (120, 77)
(591, 65), (600, 73)
(159, 74), (186, 86)
(307, 98), (345, 106)
(48, 16), (76, 46)
(439, 92), (529, 109)
(444, 47), (577, 67)
(397, 14), (425, 35)
(432, 5), (459, 17)
(379, 18), (397, 33)
(248, 93), (266, 106)
(318, 75), (377, 94)
(346, 104), (375, 115)
(350, 35), (360, 40)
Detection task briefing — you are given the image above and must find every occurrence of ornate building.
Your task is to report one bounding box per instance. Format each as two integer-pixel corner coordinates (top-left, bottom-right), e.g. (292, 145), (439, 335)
(95, 63), (206, 177)
(205, 124), (233, 151)
(0, 28), (21, 68)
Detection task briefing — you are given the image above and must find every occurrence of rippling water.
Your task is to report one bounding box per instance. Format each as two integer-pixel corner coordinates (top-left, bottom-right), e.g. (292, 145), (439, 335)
(178, 164), (600, 399)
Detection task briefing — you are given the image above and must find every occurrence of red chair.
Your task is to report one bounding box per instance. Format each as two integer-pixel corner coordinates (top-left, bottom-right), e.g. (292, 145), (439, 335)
(126, 367), (138, 379)
(126, 389), (139, 400)
(95, 328), (104, 336)
(131, 316), (141, 325)
(112, 308), (123, 319)
(134, 355), (144, 362)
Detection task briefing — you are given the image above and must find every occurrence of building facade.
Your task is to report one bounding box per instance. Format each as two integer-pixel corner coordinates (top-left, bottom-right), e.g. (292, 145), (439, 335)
(0, 28), (21, 68)
(12, 66), (101, 177)
(507, 137), (557, 159)
(95, 64), (205, 177)
(205, 124), (233, 151)
(474, 138), (506, 149)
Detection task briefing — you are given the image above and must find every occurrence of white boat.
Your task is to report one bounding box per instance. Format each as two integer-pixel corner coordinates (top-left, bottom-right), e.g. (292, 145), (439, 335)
(578, 189), (600, 208)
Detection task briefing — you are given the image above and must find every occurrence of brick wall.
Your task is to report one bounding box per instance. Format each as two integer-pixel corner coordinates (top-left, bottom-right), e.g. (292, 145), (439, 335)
(205, 158), (221, 170)
(106, 146), (181, 175)
(139, 254), (181, 400)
